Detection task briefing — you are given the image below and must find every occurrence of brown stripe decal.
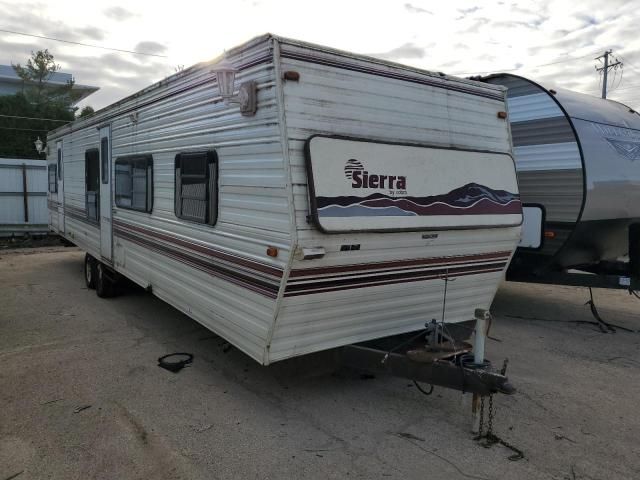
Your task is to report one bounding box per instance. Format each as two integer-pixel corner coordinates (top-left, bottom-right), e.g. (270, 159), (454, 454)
(283, 267), (506, 297)
(114, 220), (283, 277)
(288, 257), (510, 283)
(115, 228), (281, 298)
(112, 221), (509, 299)
(290, 251), (511, 277)
(65, 205), (99, 226)
(284, 262), (507, 297)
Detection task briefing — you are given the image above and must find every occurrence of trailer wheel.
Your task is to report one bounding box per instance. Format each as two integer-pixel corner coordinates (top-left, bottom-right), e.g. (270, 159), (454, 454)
(84, 254), (97, 289)
(95, 262), (116, 298)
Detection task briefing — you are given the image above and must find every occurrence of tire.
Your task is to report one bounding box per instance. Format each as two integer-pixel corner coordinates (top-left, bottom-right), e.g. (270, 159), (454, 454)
(84, 254), (97, 289)
(95, 262), (116, 298)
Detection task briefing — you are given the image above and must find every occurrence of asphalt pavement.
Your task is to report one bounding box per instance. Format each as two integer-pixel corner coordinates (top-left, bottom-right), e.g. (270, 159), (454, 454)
(1, 247), (638, 479)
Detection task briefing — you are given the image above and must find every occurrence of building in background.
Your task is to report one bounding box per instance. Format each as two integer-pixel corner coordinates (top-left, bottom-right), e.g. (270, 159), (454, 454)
(0, 65), (98, 105)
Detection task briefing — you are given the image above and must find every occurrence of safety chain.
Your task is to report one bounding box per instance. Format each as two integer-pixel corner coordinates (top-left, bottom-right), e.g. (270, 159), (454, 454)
(475, 394), (524, 461)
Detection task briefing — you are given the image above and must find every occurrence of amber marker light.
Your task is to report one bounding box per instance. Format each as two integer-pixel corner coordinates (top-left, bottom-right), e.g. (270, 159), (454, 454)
(283, 71), (300, 81)
(497, 111), (508, 119)
(544, 231), (556, 239)
(266, 246), (278, 257)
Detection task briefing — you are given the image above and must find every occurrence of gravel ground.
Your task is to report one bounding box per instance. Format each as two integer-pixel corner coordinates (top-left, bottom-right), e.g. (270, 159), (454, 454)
(0, 247), (638, 480)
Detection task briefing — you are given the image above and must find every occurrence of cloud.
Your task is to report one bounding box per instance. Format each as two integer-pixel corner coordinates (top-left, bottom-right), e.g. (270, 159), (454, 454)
(134, 41), (167, 55)
(76, 27), (106, 41)
(103, 6), (136, 21)
(369, 42), (426, 61)
(0, 3), (107, 45)
(1, 0), (639, 111)
(458, 7), (480, 15)
(404, 3), (432, 15)
(466, 17), (491, 33)
(0, 38), (41, 66)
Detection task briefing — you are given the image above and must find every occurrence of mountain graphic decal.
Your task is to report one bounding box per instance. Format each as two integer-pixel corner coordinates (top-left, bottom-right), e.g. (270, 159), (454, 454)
(317, 183), (521, 217)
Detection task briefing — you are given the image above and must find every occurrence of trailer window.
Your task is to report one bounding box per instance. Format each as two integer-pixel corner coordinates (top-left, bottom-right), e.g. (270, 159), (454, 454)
(57, 148), (62, 181)
(174, 150), (218, 225)
(115, 154), (153, 212)
(101, 137), (109, 184)
(85, 149), (100, 221)
(48, 164), (57, 193)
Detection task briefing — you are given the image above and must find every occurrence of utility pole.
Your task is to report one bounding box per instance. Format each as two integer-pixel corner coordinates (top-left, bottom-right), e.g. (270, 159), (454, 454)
(596, 50), (623, 99)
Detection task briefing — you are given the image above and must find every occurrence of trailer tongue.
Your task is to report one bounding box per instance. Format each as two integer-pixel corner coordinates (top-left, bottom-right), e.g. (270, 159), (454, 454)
(342, 344), (514, 396)
(341, 309), (514, 397)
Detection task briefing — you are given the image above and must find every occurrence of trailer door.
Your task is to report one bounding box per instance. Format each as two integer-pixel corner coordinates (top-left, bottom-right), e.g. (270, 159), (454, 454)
(56, 141), (65, 235)
(99, 126), (113, 262)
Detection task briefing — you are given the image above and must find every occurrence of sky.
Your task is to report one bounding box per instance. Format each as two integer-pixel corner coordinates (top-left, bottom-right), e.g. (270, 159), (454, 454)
(1, 0), (639, 111)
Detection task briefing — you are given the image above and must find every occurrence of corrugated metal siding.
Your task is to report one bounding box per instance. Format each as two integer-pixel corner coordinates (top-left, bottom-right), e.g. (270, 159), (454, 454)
(270, 227), (520, 362)
(49, 37), (286, 363)
(511, 117), (576, 146)
(488, 75), (539, 97)
(486, 74), (584, 256)
(517, 169), (583, 222)
(59, 127), (102, 255)
(513, 143), (582, 171)
(268, 41), (520, 362)
(0, 158), (48, 235)
(271, 270), (509, 362)
(109, 40), (286, 363)
(282, 56), (512, 235)
(507, 93), (564, 123)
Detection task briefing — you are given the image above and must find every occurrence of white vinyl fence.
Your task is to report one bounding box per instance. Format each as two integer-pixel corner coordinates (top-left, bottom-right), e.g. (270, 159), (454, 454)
(0, 158), (49, 236)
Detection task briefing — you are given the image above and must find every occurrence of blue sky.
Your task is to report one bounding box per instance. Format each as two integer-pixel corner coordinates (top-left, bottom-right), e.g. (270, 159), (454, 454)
(1, 0), (638, 109)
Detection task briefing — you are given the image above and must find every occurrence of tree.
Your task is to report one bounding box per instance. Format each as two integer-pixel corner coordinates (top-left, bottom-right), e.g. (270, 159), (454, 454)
(0, 93), (74, 158)
(12, 49), (80, 109)
(77, 105), (95, 119)
(0, 50), (76, 158)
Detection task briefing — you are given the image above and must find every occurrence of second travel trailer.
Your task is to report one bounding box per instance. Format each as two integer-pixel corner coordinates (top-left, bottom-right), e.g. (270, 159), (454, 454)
(483, 74), (640, 291)
(47, 35), (521, 394)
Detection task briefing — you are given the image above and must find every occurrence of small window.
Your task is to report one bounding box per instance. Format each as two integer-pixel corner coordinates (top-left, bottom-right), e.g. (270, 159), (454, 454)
(48, 164), (57, 193)
(115, 154), (153, 212)
(101, 137), (109, 184)
(174, 151), (218, 225)
(85, 149), (100, 221)
(57, 148), (62, 181)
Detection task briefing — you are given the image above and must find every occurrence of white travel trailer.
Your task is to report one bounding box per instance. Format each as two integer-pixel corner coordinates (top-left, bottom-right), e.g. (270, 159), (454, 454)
(47, 35), (521, 389)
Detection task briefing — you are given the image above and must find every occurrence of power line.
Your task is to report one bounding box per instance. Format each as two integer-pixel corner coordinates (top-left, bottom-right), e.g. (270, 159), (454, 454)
(0, 114), (71, 123)
(621, 60), (640, 74)
(0, 126), (49, 132)
(0, 28), (168, 58)
(605, 82), (640, 93)
(453, 50), (601, 76)
(585, 81), (640, 94)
